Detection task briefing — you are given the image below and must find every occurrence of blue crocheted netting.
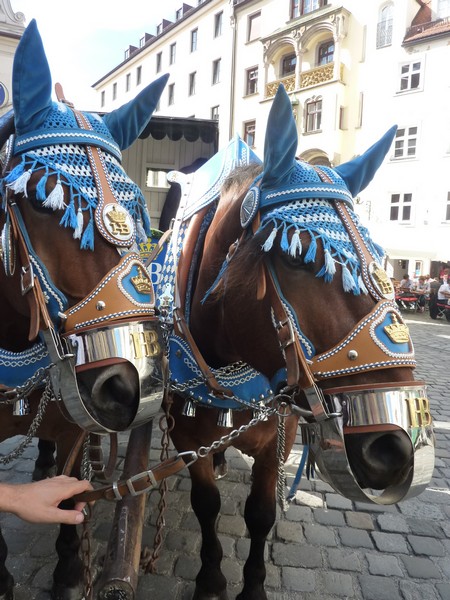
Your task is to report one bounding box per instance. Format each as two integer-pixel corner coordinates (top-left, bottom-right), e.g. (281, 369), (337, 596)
(257, 198), (384, 295)
(1, 102), (151, 250)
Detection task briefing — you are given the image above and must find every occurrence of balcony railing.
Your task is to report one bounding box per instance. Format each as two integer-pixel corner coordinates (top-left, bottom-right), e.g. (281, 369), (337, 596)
(404, 16), (450, 41)
(265, 62), (342, 98)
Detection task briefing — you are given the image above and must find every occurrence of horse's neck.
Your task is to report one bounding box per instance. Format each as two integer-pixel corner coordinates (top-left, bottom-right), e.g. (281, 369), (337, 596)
(0, 274), (32, 352)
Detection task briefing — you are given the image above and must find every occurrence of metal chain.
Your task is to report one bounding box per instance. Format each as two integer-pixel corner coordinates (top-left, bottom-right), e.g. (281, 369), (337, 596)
(80, 503), (94, 600)
(0, 378), (53, 464)
(197, 407), (278, 458)
(81, 434), (94, 482)
(276, 406), (289, 513)
(142, 403), (175, 574)
(0, 366), (52, 405)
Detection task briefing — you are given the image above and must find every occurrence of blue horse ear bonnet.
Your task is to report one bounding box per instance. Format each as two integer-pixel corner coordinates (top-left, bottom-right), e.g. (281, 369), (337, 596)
(252, 85), (397, 294)
(2, 19), (168, 250)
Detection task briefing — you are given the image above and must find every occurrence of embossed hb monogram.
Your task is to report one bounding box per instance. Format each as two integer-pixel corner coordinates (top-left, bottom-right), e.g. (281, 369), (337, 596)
(407, 396), (432, 428)
(130, 330), (161, 359)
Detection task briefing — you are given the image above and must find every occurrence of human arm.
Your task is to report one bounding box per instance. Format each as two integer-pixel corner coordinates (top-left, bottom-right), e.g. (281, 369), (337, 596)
(0, 476), (93, 524)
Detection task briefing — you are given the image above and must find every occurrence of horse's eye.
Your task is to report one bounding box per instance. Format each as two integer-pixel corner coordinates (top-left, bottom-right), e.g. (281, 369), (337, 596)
(280, 252), (307, 269)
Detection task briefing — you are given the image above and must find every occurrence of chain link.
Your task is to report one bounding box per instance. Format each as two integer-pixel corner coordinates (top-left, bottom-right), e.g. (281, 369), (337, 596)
(141, 404), (175, 574)
(0, 378), (53, 464)
(80, 503), (94, 600)
(0, 366), (53, 404)
(197, 407), (278, 458)
(276, 405), (289, 513)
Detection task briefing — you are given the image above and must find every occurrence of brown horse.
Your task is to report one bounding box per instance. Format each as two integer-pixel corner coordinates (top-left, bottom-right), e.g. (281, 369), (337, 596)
(0, 20), (167, 599)
(160, 85), (434, 600)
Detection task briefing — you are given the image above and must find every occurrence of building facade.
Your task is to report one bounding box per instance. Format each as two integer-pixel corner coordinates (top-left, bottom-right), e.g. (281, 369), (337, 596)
(4, 0), (449, 278)
(0, 0), (24, 116)
(94, 0), (450, 279)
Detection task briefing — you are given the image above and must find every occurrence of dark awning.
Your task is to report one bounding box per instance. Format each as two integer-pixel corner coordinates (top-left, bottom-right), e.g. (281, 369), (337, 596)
(139, 115), (219, 146)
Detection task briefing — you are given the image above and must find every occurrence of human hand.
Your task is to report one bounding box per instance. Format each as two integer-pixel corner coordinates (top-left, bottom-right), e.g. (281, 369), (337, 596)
(1, 475), (93, 524)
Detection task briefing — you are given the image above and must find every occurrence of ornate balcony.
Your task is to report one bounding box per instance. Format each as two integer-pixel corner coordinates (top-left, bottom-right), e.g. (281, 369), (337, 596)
(265, 62), (343, 99)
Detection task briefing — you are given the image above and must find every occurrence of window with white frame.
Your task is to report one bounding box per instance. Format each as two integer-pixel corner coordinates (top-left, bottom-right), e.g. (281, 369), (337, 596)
(136, 66), (142, 86)
(112, 82), (117, 101)
(191, 29), (198, 52)
(125, 73), (131, 93)
(399, 61), (422, 92)
(245, 67), (258, 95)
(168, 83), (175, 105)
(247, 12), (261, 42)
(211, 105), (219, 120)
(446, 192), (450, 221)
(390, 193), (412, 222)
(394, 127), (417, 159)
(101, 91), (105, 108)
(189, 72), (196, 96)
(305, 97), (322, 132)
(169, 43), (176, 65)
(212, 58), (221, 84)
(214, 12), (223, 37)
(156, 52), (162, 73)
(377, 3), (393, 48)
(244, 121), (256, 147)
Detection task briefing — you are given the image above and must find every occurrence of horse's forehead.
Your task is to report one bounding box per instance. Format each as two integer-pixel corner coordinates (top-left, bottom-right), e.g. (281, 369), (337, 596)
(258, 198), (384, 295)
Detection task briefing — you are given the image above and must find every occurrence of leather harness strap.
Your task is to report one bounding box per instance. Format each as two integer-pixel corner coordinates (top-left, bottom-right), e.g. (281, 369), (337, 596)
(72, 454), (188, 503)
(6, 202), (53, 340)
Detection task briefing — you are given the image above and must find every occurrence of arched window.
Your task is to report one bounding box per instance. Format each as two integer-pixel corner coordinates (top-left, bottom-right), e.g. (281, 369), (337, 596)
(318, 40), (334, 65)
(377, 4), (393, 48)
(281, 53), (296, 77)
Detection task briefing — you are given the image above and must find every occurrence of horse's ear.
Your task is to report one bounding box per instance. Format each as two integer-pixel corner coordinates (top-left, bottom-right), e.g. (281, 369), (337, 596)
(334, 125), (397, 197)
(103, 73), (169, 150)
(260, 84), (298, 190)
(12, 19), (53, 135)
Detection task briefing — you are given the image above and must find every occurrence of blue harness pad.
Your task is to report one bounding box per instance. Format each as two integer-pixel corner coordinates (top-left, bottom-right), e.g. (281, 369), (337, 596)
(169, 134), (261, 223)
(0, 341), (50, 389)
(169, 335), (275, 410)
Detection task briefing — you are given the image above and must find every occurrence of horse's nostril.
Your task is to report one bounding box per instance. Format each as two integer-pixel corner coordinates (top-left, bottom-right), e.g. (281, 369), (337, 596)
(92, 373), (137, 407)
(346, 431), (413, 490)
(77, 363), (140, 431)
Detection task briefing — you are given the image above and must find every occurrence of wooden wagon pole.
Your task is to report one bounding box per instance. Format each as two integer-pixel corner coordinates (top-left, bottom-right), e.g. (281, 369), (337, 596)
(97, 420), (153, 600)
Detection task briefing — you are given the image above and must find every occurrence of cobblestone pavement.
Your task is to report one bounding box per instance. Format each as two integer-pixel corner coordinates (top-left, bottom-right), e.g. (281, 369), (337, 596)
(0, 312), (449, 600)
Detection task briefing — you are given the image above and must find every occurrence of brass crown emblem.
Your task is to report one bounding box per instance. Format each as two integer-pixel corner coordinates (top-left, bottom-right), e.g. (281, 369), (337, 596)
(131, 266), (152, 295)
(384, 314), (410, 344)
(371, 263), (394, 298)
(106, 205), (128, 225)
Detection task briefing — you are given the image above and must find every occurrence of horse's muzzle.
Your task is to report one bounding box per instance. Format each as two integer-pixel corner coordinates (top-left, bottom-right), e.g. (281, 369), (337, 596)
(44, 319), (165, 433)
(303, 382), (435, 505)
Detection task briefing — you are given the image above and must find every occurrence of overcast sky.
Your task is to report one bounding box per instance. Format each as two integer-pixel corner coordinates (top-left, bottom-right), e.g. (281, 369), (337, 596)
(10, 0), (180, 108)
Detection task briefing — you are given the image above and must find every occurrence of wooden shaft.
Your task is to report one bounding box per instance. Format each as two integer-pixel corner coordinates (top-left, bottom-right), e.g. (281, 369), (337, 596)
(97, 421), (153, 600)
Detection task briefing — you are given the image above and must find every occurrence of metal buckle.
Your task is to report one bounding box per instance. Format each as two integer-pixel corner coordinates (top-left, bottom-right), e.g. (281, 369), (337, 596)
(20, 264), (34, 294)
(276, 317), (296, 350)
(126, 470), (158, 497)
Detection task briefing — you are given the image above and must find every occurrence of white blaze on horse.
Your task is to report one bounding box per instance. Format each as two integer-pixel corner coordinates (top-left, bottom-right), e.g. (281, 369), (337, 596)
(0, 20), (166, 599)
(157, 85), (435, 600)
